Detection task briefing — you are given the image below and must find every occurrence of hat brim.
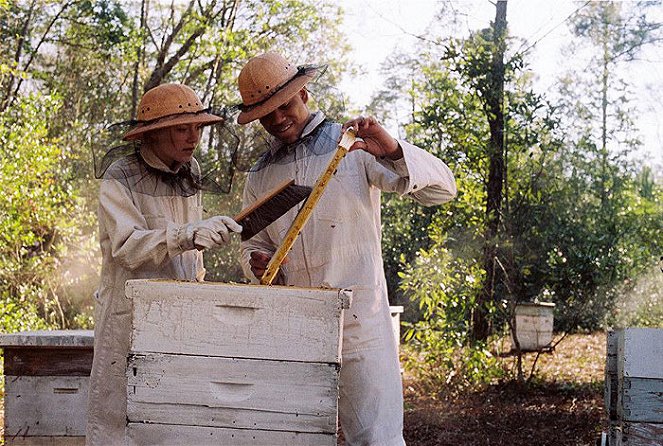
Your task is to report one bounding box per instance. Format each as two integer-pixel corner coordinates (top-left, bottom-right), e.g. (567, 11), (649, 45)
(236, 73), (314, 125)
(123, 112), (224, 141)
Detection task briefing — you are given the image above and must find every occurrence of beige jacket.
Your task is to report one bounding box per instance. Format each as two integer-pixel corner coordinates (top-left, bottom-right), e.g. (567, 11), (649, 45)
(86, 146), (205, 445)
(240, 113), (456, 445)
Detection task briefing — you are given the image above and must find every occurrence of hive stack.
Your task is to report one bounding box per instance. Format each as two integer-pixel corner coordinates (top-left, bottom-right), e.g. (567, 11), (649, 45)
(604, 328), (663, 446)
(1, 330), (93, 445)
(124, 279), (350, 446)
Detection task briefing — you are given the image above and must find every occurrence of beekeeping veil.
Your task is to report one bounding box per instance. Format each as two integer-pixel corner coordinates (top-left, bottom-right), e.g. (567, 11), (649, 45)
(93, 83), (239, 195)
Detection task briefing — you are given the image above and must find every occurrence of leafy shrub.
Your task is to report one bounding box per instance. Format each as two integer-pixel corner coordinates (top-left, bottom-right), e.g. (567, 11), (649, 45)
(608, 266), (663, 328)
(399, 237), (505, 392)
(0, 295), (51, 333)
(0, 93), (92, 330)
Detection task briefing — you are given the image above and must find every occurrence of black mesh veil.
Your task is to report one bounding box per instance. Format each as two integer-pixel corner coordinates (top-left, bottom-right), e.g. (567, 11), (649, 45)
(222, 64), (350, 175)
(91, 108), (241, 196)
(92, 63), (348, 195)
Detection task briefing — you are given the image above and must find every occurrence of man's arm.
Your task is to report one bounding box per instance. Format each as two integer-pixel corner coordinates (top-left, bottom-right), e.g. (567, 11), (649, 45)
(342, 116), (457, 206)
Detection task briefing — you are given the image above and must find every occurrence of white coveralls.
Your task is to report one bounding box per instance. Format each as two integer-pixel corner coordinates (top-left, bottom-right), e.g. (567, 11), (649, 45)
(86, 146), (206, 445)
(240, 112), (457, 446)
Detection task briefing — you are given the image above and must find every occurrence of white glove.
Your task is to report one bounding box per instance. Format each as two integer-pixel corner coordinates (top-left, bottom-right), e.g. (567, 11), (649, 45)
(191, 216), (242, 250)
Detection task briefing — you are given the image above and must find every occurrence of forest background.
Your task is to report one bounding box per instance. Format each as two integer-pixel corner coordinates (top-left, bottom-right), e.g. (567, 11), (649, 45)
(0, 0), (661, 391)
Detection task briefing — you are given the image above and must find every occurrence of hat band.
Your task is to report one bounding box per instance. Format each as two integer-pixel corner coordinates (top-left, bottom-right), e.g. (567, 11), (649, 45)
(239, 64), (325, 113)
(120, 107), (215, 128)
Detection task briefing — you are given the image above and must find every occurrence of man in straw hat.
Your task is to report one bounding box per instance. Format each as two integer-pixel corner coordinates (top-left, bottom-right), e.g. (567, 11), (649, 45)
(86, 83), (242, 444)
(237, 52), (457, 445)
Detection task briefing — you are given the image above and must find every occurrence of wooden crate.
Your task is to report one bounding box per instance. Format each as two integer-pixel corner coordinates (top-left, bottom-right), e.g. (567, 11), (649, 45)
(125, 279), (351, 446)
(604, 328), (663, 446)
(0, 330), (93, 446)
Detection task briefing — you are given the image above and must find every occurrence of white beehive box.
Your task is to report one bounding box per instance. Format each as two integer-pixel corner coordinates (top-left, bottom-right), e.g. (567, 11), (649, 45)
(510, 302), (555, 351)
(0, 330), (93, 446)
(389, 305), (404, 349)
(604, 328), (663, 446)
(124, 279), (351, 446)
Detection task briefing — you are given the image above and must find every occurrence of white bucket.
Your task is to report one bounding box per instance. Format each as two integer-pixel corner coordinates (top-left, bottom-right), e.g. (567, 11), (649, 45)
(511, 302), (555, 351)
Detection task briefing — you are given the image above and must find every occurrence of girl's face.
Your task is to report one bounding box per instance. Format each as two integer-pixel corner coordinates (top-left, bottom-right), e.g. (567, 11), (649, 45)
(149, 123), (201, 169)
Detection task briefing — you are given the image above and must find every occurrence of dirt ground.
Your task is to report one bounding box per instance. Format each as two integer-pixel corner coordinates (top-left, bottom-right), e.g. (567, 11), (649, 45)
(400, 332), (607, 446)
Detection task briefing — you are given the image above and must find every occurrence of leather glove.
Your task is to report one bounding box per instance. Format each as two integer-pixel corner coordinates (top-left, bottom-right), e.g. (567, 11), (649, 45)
(191, 216), (242, 250)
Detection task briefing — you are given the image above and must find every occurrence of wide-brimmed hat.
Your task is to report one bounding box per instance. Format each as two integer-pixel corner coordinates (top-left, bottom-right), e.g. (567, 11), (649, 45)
(236, 52), (323, 125)
(123, 83), (223, 141)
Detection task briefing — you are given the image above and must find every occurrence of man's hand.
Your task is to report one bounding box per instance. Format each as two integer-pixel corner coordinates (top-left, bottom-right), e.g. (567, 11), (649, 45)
(249, 251), (287, 285)
(342, 116), (403, 160)
(249, 251), (271, 281)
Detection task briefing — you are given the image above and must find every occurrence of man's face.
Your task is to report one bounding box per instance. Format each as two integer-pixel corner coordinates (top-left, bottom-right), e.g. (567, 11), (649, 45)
(259, 89), (311, 144)
(149, 123), (201, 169)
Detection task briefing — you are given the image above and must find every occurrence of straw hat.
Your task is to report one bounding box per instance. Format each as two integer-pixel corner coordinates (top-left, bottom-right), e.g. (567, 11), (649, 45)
(236, 52), (322, 125)
(123, 83), (223, 141)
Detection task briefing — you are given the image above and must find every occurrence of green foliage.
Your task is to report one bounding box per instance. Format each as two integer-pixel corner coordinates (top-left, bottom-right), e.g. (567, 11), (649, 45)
(399, 236), (504, 390)
(536, 156), (663, 331)
(373, 2), (662, 393)
(609, 266), (663, 328)
(0, 93), (94, 330)
(378, 51), (488, 306)
(546, 0), (663, 330)
(0, 297), (50, 333)
(380, 194), (438, 304)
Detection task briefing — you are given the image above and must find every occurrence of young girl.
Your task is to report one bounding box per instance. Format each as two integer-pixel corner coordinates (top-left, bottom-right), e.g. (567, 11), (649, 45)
(86, 83), (241, 444)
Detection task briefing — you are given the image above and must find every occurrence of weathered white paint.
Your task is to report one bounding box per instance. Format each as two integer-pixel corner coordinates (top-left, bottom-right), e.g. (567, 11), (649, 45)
(618, 328), (663, 379)
(5, 436), (85, 446)
(510, 302), (555, 351)
(4, 376), (89, 437)
(621, 377), (663, 424)
(126, 280), (350, 363)
(126, 423), (336, 446)
(605, 328), (663, 446)
(622, 421), (663, 446)
(0, 330), (93, 348)
(127, 352), (339, 434)
(126, 280), (346, 443)
(389, 305), (403, 348)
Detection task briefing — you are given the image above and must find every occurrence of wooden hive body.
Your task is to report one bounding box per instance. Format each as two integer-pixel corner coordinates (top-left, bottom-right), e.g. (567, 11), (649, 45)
(604, 328), (663, 446)
(0, 330), (93, 446)
(125, 279), (350, 446)
(510, 302), (555, 352)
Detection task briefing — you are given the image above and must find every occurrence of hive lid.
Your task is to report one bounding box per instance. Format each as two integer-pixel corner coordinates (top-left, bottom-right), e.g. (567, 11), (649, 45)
(0, 329), (94, 347)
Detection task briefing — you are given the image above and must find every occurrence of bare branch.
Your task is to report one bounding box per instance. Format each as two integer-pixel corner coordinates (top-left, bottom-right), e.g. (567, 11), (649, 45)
(5, 1), (76, 110)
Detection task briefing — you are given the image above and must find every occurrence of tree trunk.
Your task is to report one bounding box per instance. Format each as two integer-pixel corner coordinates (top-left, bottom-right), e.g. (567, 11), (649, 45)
(473, 0), (508, 342)
(130, 0), (148, 119)
(1, 0), (37, 112)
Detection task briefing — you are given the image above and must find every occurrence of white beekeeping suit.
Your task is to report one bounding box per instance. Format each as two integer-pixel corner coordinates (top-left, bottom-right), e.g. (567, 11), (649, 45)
(240, 112), (457, 446)
(87, 83), (241, 445)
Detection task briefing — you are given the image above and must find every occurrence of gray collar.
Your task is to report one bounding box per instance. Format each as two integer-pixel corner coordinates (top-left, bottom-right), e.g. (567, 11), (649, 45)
(269, 111), (326, 155)
(301, 111), (326, 138)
